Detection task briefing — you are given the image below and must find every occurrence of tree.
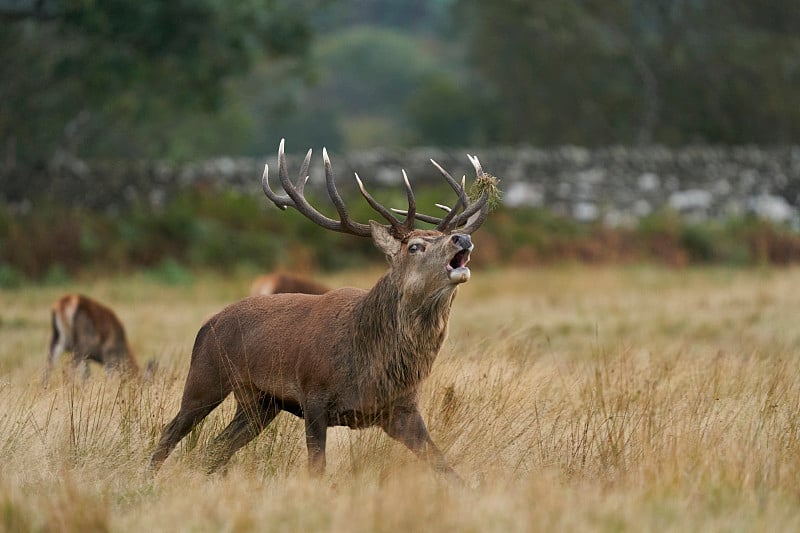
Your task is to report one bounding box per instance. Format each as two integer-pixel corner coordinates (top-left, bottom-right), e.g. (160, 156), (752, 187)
(407, 72), (496, 146)
(456, 0), (800, 145)
(0, 0), (312, 170)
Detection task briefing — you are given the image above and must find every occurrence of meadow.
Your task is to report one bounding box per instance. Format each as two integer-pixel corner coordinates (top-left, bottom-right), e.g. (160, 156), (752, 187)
(2, 265), (800, 532)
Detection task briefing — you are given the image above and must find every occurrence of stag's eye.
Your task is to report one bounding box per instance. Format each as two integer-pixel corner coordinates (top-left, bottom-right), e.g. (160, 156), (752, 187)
(408, 243), (424, 254)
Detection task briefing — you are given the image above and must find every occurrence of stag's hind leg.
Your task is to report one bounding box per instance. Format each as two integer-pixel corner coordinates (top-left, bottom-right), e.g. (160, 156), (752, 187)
(205, 393), (280, 473)
(151, 322), (235, 471)
(150, 397), (224, 471)
(150, 370), (232, 470)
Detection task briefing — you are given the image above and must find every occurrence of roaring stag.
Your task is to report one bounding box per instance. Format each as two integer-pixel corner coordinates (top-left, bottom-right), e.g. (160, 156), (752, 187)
(250, 272), (330, 297)
(151, 140), (494, 479)
(47, 294), (142, 383)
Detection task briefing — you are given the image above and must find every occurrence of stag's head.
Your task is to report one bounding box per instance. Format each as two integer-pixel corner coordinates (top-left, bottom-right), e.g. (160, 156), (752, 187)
(262, 140), (495, 299)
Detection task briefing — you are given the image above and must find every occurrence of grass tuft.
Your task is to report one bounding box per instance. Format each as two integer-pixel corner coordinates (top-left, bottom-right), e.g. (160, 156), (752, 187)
(470, 173), (501, 211)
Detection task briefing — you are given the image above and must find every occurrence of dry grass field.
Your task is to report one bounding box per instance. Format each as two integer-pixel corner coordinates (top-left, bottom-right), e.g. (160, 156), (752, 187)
(2, 265), (800, 532)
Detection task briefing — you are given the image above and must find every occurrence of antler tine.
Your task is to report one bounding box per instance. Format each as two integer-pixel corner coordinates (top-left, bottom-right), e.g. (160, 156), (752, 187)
(390, 207), (442, 225)
(354, 172), (406, 236)
(294, 148), (313, 194)
(262, 163), (294, 211)
(322, 148), (372, 236)
(430, 160), (469, 232)
(389, 163), (462, 228)
(401, 170), (417, 233)
(430, 159), (470, 206)
(389, 164), (472, 230)
(264, 139), (351, 233)
(453, 197), (490, 234)
(448, 155), (491, 234)
(467, 153), (484, 177)
(396, 157), (491, 235)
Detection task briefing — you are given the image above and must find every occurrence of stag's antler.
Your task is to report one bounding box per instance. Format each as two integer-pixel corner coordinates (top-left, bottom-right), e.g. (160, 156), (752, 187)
(262, 139), (491, 237)
(392, 155), (492, 235)
(263, 139), (417, 238)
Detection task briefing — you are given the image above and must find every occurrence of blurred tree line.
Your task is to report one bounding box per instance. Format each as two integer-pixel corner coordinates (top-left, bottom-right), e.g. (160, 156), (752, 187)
(458, 0), (800, 146)
(2, 0), (799, 175)
(3, 0), (800, 279)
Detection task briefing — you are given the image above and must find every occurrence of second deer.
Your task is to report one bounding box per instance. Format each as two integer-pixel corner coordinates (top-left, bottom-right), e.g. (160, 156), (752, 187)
(47, 294), (149, 384)
(250, 272), (329, 296)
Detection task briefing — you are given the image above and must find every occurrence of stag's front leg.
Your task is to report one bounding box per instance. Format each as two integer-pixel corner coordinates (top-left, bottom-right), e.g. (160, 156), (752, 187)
(303, 400), (329, 476)
(381, 403), (462, 484)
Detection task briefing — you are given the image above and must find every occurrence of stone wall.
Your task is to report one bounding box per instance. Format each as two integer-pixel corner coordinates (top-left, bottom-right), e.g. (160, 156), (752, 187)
(4, 145), (800, 226)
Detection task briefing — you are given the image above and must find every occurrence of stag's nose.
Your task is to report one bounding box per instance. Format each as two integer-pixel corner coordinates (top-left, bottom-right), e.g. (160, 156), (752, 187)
(451, 234), (472, 250)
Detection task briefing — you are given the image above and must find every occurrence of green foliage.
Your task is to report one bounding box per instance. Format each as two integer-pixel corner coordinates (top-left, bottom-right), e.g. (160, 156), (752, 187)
(270, 26), (446, 150)
(317, 27), (439, 114)
(3, 0), (799, 184)
(456, 0), (800, 145)
(4, 190), (800, 282)
(0, 0), (312, 163)
(43, 264), (72, 286)
(0, 264), (23, 289)
(407, 73), (495, 146)
(146, 258), (194, 286)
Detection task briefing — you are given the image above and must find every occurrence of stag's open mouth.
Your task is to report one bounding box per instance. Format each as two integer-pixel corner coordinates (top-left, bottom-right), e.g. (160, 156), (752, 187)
(446, 249), (472, 283)
(449, 249), (470, 269)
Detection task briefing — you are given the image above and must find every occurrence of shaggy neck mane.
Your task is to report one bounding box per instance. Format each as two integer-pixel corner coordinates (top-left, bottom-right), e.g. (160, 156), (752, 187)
(352, 269), (457, 403)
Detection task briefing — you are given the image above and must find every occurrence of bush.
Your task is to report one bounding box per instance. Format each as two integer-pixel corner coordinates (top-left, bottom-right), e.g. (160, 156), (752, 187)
(0, 264), (23, 289)
(146, 258), (194, 286)
(4, 191), (800, 280)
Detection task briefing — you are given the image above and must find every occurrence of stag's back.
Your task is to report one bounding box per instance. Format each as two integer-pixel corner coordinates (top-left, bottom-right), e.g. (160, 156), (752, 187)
(188, 288), (365, 400)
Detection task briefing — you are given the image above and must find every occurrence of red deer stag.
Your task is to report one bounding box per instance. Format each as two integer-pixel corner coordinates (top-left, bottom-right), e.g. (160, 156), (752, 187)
(150, 140), (494, 480)
(47, 294), (141, 383)
(250, 272), (329, 296)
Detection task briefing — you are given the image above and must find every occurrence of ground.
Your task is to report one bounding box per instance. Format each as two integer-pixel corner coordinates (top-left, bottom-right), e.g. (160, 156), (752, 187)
(2, 265), (800, 531)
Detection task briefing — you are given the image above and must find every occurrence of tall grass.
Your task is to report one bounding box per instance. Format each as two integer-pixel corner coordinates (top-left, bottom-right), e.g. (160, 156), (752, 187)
(2, 266), (800, 531)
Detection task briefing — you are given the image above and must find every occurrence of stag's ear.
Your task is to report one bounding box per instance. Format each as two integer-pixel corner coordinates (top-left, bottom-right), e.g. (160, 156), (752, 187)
(369, 221), (401, 258)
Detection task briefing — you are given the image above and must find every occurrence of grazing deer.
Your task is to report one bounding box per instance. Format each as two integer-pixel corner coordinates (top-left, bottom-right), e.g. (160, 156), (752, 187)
(151, 140), (494, 480)
(47, 294), (142, 383)
(250, 272), (330, 297)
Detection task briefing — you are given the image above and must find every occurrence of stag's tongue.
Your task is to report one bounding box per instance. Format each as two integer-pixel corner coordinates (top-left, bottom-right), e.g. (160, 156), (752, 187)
(447, 250), (471, 283)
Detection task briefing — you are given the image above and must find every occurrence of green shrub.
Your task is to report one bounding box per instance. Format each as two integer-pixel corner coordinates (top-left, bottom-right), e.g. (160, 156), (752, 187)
(43, 263), (72, 286)
(3, 190), (800, 278)
(147, 258), (194, 286)
(0, 264), (24, 289)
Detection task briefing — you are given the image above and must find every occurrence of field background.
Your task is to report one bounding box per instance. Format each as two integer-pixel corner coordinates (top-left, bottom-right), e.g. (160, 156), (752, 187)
(2, 265), (800, 531)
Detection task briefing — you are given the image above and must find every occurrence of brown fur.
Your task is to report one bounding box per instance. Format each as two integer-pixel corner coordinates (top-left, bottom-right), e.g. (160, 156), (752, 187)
(47, 294), (141, 383)
(249, 272), (329, 296)
(151, 227), (473, 480)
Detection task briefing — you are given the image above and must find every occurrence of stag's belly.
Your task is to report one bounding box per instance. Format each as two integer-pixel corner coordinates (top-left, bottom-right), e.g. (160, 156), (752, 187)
(263, 401), (379, 429)
(328, 409), (382, 429)
(272, 399), (389, 429)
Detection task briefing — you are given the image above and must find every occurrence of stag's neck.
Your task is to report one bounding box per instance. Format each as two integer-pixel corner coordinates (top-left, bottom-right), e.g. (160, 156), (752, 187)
(352, 272), (457, 402)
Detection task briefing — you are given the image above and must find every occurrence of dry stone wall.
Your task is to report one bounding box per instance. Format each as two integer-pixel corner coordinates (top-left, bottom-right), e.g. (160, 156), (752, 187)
(5, 146), (800, 226)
